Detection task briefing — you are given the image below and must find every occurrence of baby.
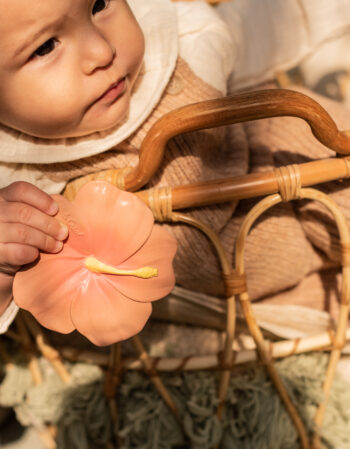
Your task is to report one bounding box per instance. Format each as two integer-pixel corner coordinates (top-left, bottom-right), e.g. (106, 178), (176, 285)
(1, 0), (350, 334)
(0, 0), (145, 324)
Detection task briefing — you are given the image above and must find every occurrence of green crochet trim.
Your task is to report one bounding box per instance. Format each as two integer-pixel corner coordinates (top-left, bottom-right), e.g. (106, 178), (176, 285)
(0, 353), (349, 449)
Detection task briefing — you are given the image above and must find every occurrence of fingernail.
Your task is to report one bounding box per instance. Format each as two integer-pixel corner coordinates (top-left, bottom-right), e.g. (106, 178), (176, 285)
(54, 241), (63, 252)
(48, 201), (59, 215)
(57, 224), (69, 240)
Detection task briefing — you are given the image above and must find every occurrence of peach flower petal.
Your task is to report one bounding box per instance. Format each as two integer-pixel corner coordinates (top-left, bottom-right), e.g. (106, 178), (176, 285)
(70, 277), (152, 346)
(54, 195), (89, 255)
(69, 182), (154, 265)
(13, 247), (86, 334)
(105, 225), (177, 302)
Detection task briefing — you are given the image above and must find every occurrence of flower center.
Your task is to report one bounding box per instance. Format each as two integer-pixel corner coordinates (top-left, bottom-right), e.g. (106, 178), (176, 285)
(84, 256), (158, 279)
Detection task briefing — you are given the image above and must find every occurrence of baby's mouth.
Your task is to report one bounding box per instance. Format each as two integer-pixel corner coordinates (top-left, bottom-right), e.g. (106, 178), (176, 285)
(96, 77), (127, 105)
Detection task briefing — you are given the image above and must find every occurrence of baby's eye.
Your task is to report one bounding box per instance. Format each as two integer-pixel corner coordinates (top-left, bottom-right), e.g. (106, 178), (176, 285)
(31, 38), (57, 59)
(92, 0), (109, 15)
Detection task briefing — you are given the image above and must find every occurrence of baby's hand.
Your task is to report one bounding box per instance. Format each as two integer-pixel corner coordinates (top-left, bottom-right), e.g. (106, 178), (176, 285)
(0, 182), (68, 309)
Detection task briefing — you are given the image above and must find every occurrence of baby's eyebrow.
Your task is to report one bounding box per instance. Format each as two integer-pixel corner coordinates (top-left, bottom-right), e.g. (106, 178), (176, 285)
(14, 21), (58, 58)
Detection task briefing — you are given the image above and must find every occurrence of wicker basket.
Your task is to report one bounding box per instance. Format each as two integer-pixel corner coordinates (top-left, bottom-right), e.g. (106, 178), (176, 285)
(3, 88), (350, 449)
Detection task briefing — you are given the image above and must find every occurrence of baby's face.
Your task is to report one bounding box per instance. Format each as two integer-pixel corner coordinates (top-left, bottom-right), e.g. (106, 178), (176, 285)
(0, 0), (144, 138)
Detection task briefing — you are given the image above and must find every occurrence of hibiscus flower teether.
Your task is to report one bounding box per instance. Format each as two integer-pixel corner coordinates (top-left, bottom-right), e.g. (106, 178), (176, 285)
(13, 181), (177, 346)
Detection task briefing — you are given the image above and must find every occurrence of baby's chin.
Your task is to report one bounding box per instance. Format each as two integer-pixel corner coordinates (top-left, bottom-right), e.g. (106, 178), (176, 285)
(55, 87), (133, 139)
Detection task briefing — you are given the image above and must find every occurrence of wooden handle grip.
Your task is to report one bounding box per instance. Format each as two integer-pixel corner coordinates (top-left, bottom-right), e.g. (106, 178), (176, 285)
(125, 89), (350, 191)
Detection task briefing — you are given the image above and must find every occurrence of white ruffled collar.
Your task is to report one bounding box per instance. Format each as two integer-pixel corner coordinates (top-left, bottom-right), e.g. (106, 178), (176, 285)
(0, 0), (178, 164)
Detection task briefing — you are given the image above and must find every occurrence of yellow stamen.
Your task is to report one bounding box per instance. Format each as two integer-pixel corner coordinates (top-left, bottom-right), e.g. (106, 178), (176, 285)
(84, 256), (158, 279)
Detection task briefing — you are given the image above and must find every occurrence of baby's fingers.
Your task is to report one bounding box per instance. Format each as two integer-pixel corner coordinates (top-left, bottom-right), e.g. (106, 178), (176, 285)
(0, 223), (63, 257)
(0, 182), (58, 215)
(0, 243), (40, 268)
(0, 202), (68, 242)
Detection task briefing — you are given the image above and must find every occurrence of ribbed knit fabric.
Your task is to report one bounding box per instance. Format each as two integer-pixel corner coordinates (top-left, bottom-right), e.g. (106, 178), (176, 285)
(260, 268), (343, 322)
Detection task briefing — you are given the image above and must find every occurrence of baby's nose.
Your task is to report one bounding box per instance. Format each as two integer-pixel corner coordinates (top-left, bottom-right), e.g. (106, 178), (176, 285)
(82, 28), (116, 74)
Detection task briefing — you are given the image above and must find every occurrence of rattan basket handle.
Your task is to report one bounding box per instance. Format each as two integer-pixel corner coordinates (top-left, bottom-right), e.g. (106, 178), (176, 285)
(124, 88), (350, 191)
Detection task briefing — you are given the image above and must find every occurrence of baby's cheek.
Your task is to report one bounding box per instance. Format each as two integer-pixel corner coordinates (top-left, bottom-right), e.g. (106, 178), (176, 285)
(5, 75), (81, 136)
(26, 87), (84, 136)
(29, 64), (86, 129)
(48, 93), (82, 124)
